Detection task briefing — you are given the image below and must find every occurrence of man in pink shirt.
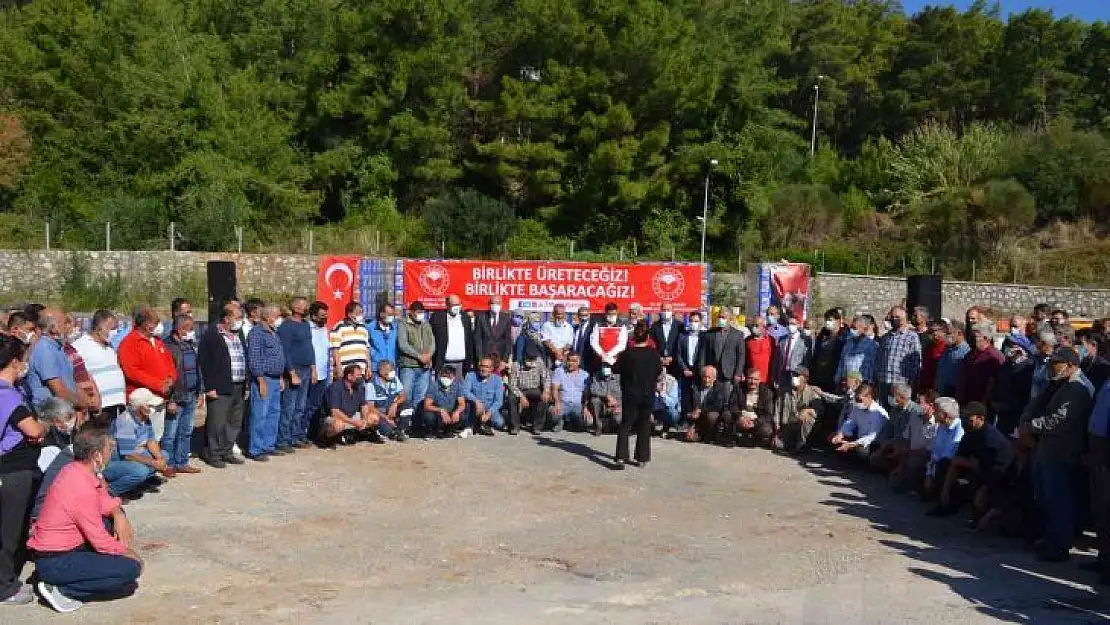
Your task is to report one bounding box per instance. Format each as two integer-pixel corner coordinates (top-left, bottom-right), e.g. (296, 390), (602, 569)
(27, 426), (143, 613)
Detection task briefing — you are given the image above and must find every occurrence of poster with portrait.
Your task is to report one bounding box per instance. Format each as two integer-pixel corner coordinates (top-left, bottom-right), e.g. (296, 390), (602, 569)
(749, 262), (811, 322)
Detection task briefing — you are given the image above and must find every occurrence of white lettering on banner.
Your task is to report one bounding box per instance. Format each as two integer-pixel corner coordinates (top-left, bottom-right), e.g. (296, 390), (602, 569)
(464, 282), (527, 297)
(527, 283), (634, 299)
(535, 265), (629, 284)
(472, 266), (534, 281)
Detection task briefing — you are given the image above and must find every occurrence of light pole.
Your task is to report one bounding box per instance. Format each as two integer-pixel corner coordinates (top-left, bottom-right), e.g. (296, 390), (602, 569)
(699, 158), (718, 265)
(810, 75), (825, 158)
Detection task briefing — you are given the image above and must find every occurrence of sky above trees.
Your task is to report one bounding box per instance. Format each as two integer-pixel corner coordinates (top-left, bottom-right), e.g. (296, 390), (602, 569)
(902, 0), (1109, 21)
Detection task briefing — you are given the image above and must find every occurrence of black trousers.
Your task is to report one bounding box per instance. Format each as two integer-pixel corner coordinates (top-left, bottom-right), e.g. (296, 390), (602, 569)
(0, 468), (37, 600)
(206, 383), (246, 459)
(508, 389), (547, 432)
(616, 397), (652, 463)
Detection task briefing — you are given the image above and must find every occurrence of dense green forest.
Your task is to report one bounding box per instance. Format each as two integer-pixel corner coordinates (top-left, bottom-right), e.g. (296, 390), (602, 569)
(0, 0), (1108, 281)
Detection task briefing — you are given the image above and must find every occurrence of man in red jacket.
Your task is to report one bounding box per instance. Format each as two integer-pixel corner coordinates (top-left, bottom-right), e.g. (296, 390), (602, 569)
(118, 306), (177, 441)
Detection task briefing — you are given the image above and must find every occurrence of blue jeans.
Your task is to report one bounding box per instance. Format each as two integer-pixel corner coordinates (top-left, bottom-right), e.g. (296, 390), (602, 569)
(467, 400), (504, 429)
(160, 396), (196, 468)
(653, 402), (681, 427)
(35, 551), (141, 601)
(249, 376), (282, 456)
(279, 366), (311, 447)
(558, 404), (585, 428)
(302, 380), (328, 441)
(1033, 459), (1081, 553)
(103, 459), (155, 497)
(400, 367), (431, 431)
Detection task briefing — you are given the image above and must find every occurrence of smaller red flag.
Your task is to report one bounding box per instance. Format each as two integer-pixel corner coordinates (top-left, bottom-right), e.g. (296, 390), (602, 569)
(316, 256), (360, 328)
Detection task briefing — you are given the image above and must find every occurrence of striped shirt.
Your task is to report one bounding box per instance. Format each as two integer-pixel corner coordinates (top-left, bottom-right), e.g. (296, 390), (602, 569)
(220, 328), (247, 383)
(330, 320), (370, 372)
(72, 335), (127, 408)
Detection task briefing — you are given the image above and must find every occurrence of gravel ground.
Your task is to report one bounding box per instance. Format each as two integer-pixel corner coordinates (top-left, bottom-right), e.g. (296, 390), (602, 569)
(6, 431), (1110, 624)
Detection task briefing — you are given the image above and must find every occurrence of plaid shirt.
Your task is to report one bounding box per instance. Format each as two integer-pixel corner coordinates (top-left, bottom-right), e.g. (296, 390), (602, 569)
(508, 362), (550, 396)
(247, 325), (286, 379)
(220, 328), (247, 383)
(876, 329), (922, 385)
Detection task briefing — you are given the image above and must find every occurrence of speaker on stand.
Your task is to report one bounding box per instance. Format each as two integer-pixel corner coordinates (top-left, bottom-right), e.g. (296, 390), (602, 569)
(206, 261), (238, 327)
(906, 274), (942, 321)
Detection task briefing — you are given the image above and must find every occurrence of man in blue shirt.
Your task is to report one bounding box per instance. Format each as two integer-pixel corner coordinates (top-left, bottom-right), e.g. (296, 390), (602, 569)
(25, 308), (83, 411)
(424, 367), (465, 438)
(552, 353), (590, 431)
(102, 388), (169, 497)
(366, 360), (408, 441)
(936, 322), (971, 396)
(462, 356), (504, 435)
(369, 303), (398, 374)
(276, 297), (316, 453)
(246, 305), (286, 460)
(923, 397), (964, 503)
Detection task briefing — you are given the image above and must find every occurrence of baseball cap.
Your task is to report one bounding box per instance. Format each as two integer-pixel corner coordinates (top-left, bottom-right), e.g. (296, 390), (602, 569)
(128, 387), (165, 409)
(1049, 346), (1080, 366)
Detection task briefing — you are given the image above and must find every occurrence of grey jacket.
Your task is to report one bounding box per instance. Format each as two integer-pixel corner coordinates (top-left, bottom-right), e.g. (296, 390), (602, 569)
(397, 317), (435, 369)
(1028, 371), (1096, 464)
(588, 373), (622, 402)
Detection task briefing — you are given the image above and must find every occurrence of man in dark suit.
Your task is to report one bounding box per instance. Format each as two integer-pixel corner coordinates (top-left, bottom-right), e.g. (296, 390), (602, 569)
(570, 306), (596, 369)
(705, 307), (746, 392)
(431, 294), (477, 378)
(676, 311), (706, 415)
(770, 313), (813, 394)
(686, 365), (732, 443)
(476, 295), (512, 361)
(650, 302), (684, 377)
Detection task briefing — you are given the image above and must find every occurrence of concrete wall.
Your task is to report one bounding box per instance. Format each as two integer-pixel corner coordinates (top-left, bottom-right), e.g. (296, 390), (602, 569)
(1, 250), (1106, 319)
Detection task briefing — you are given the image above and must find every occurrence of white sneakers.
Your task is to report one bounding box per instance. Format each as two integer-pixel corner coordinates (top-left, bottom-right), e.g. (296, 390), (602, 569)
(37, 582), (82, 613)
(460, 427), (473, 439)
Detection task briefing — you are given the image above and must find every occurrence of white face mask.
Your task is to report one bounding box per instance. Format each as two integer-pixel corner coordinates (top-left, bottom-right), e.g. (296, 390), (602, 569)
(274, 318), (284, 328)
(490, 304), (502, 314)
(788, 323), (800, 335)
(825, 320), (837, 331)
(383, 315), (395, 325)
(185, 330), (197, 342)
(385, 371), (397, 381)
(855, 400), (869, 410)
(351, 314), (364, 324)
(449, 305), (461, 316)
(600, 366), (612, 377)
(152, 321), (165, 336)
(108, 328), (120, 341)
(791, 376), (803, 388)
(18, 360), (29, 380)
(230, 320), (244, 332)
(438, 376), (453, 388)
(661, 311), (673, 321)
(413, 311), (426, 323)
(606, 314), (618, 324)
(689, 322), (701, 332)
(62, 418), (76, 434)
(767, 315), (778, 325)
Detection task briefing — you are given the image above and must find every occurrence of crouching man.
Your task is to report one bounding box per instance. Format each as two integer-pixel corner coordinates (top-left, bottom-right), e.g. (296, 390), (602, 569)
(323, 365), (381, 446)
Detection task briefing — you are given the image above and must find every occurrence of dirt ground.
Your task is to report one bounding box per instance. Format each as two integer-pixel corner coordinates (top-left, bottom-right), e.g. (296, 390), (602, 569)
(7, 431), (1110, 624)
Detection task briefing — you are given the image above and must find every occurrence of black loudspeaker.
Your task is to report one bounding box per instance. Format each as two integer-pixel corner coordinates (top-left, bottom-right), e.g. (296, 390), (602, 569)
(207, 261), (238, 325)
(907, 274), (942, 320)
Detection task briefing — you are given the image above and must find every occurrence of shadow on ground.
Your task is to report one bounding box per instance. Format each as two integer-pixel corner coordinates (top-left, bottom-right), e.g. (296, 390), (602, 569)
(794, 449), (1110, 623)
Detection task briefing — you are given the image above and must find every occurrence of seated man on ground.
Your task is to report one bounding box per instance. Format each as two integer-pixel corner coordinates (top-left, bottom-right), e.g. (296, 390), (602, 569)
(871, 383), (925, 472)
(585, 364), (621, 436)
(686, 365), (731, 443)
(103, 389), (171, 498)
(929, 401), (1014, 523)
(774, 366), (824, 453)
(551, 353), (590, 433)
(33, 398), (78, 522)
(462, 356), (503, 436)
(730, 368), (776, 447)
(923, 396), (965, 504)
(507, 356), (552, 434)
(424, 366), (466, 438)
(28, 425), (142, 613)
(829, 383), (888, 460)
(365, 360), (408, 442)
(323, 365), (379, 446)
(888, 390), (938, 493)
(652, 368), (680, 436)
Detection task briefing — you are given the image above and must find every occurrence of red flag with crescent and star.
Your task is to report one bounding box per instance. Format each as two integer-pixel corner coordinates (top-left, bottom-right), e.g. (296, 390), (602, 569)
(316, 255), (360, 327)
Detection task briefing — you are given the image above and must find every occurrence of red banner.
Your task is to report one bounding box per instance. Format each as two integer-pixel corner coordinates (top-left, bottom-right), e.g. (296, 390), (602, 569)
(402, 260), (705, 313)
(316, 255), (360, 327)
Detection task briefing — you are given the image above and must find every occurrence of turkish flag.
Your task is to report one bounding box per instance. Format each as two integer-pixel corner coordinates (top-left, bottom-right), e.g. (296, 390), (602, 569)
(316, 256), (360, 328)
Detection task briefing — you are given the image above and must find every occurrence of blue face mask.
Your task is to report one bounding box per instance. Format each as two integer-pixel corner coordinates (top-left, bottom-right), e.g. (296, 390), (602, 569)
(1079, 346), (1090, 360)
(848, 328), (858, 338)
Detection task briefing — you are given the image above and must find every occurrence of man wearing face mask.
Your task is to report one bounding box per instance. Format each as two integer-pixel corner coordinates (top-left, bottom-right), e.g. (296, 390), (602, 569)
(246, 305), (287, 460)
(397, 301), (435, 430)
(650, 302), (684, 380)
(61, 314), (100, 417)
(765, 306), (788, 340)
(541, 304), (574, 370)
(368, 303), (398, 375)
(103, 388), (171, 498)
(330, 302), (370, 379)
(161, 315), (203, 476)
(197, 303), (248, 467)
(774, 366), (824, 453)
(1078, 330), (1110, 391)
(585, 362), (621, 436)
(507, 354), (552, 435)
(462, 356), (504, 435)
(73, 310), (127, 424)
(677, 311), (706, 417)
(276, 297), (316, 452)
(745, 316), (774, 387)
(26, 307), (86, 414)
(32, 398), (79, 522)
(871, 383), (924, 471)
(991, 335), (1035, 436)
(432, 294), (477, 379)
(705, 307), (746, 394)
(366, 360), (409, 441)
(477, 296), (512, 362)
(513, 312), (547, 366)
(570, 307), (595, 366)
(6, 311), (35, 348)
(810, 309), (846, 392)
(116, 307), (177, 442)
(829, 383), (889, 460)
(771, 313), (812, 396)
(956, 326), (1005, 408)
(1019, 347), (1096, 561)
(875, 305), (921, 409)
(423, 366), (466, 438)
(590, 302), (628, 370)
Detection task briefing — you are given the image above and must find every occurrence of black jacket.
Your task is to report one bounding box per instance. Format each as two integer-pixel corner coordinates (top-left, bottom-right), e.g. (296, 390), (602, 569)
(730, 384), (776, 422)
(198, 326), (240, 396)
(676, 330), (705, 376)
(691, 380), (731, 414)
(431, 310), (477, 370)
(650, 319), (684, 372)
(166, 335), (204, 403)
(475, 311), (513, 361)
(615, 345), (663, 403)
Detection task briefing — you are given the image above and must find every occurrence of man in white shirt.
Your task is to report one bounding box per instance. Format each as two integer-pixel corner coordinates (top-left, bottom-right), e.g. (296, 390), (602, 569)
(432, 294), (476, 379)
(541, 304), (574, 369)
(72, 309), (127, 422)
(590, 302), (628, 368)
(829, 383), (888, 460)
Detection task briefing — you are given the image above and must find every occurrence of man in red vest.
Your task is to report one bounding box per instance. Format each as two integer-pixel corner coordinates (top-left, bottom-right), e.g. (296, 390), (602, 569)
(118, 306), (177, 442)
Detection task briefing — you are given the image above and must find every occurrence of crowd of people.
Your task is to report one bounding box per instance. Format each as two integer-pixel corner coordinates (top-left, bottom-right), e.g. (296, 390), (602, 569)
(1, 292), (1109, 613)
